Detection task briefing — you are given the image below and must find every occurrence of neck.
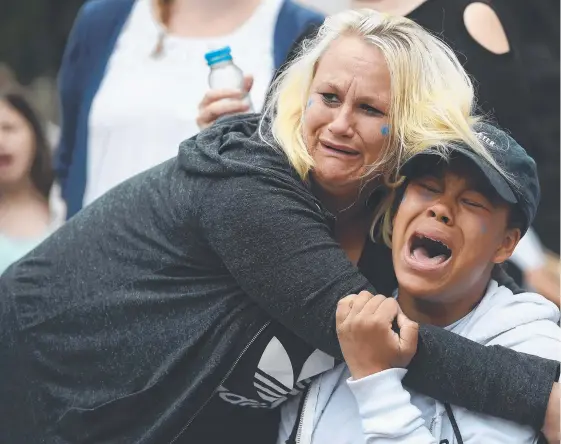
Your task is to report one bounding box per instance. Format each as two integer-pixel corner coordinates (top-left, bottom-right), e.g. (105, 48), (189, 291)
(314, 187), (370, 223)
(164, 0), (263, 37)
(351, 0), (427, 16)
(0, 180), (44, 205)
(396, 275), (491, 327)
(311, 176), (381, 221)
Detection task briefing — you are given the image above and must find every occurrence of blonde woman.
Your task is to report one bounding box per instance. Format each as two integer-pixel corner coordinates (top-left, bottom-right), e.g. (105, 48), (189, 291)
(0, 9), (557, 444)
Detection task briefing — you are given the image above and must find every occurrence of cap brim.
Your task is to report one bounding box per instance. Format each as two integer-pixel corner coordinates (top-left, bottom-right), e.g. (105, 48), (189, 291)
(401, 149), (517, 204)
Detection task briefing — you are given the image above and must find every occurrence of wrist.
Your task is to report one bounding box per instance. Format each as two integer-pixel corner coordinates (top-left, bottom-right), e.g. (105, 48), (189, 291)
(349, 364), (390, 380)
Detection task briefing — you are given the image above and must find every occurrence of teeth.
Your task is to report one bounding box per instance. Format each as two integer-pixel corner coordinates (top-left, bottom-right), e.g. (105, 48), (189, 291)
(410, 234), (452, 260)
(422, 235), (449, 250)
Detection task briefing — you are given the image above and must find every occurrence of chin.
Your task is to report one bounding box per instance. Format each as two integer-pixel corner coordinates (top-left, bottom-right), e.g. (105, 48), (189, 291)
(313, 172), (359, 193)
(396, 269), (452, 301)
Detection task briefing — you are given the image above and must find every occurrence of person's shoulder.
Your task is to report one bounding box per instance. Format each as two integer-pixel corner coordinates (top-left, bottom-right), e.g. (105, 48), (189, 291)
(68, 0), (135, 47)
(464, 280), (560, 341)
(282, 0), (324, 25)
(178, 114), (301, 183)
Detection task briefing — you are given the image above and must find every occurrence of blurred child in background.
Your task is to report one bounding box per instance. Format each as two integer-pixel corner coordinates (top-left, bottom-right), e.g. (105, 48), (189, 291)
(0, 91), (55, 274)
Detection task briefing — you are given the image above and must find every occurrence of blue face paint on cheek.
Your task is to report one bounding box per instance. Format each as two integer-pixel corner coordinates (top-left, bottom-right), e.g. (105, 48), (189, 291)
(306, 98), (313, 109)
(381, 125), (390, 136)
(481, 223), (487, 234)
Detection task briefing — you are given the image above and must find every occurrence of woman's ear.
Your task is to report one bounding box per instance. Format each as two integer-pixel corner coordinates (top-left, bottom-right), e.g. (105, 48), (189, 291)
(492, 227), (521, 264)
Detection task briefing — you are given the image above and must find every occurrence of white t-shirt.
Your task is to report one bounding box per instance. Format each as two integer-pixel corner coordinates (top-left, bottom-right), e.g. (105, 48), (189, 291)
(84, 0), (283, 206)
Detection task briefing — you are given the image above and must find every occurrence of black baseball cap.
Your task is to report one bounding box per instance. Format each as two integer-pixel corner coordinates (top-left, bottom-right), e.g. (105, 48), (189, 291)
(399, 122), (540, 234)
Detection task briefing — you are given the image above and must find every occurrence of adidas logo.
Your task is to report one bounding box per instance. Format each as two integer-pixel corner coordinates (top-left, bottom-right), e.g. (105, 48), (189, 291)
(219, 336), (335, 409)
(217, 385), (274, 409)
(253, 337), (334, 403)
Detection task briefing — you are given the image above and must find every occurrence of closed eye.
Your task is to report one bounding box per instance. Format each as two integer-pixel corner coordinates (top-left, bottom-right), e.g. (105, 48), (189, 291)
(419, 182), (440, 193)
(463, 199), (488, 210)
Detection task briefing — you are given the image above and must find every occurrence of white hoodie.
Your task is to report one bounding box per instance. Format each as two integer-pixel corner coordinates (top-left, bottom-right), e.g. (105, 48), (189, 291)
(278, 280), (560, 444)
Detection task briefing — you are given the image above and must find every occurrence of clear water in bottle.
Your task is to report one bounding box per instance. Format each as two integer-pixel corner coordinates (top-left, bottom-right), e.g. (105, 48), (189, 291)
(204, 46), (254, 112)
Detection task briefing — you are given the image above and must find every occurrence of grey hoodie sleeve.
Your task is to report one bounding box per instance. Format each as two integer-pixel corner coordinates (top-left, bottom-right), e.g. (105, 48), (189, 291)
(199, 172), (559, 430)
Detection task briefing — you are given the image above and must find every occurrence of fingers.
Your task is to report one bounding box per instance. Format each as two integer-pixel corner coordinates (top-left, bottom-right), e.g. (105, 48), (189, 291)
(336, 294), (355, 326)
(199, 75), (252, 109)
(199, 89), (244, 108)
(197, 76), (254, 129)
(370, 298), (400, 341)
(336, 291), (376, 331)
(243, 74), (254, 93)
(348, 291), (375, 318)
(362, 295), (394, 318)
(396, 312), (419, 356)
(196, 99), (250, 129)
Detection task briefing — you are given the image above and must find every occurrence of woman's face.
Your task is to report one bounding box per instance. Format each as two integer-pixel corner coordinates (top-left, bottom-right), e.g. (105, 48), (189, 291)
(0, 100), (36, 188)
(303, 35), (391, 202)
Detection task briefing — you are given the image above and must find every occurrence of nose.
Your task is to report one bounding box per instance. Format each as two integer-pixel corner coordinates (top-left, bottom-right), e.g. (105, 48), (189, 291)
(427, 203), (453, 225)
(327, 105), (354, 138)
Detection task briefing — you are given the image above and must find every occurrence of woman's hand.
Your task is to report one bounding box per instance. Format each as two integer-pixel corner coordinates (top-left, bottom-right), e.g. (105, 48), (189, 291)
(542, 382), (560, 443)
(336, 291), (419, 380)
(196, 74), (254, 130)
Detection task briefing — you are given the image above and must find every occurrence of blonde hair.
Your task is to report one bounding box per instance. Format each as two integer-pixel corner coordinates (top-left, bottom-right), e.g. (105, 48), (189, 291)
(259, 9), (512, 244)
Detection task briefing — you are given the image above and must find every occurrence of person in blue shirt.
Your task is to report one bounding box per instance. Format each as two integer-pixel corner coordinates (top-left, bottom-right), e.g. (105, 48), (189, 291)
(0, 90), (54, 274)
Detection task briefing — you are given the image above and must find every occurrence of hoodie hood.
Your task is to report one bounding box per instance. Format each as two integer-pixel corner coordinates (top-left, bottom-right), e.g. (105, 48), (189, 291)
(178, 114), (303, 183)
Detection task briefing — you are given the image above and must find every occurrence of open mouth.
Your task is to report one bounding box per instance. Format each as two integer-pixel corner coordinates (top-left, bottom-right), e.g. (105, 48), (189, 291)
(0, 154), (13, 167)
(408, 233), (452, 268)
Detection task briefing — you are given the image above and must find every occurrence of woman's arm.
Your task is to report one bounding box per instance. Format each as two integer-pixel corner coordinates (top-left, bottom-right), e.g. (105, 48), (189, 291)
(405, 325), (559, 429)
(198, 161), (559, 429)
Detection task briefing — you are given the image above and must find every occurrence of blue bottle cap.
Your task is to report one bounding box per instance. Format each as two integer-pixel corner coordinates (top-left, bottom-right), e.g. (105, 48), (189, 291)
(204, 46), (233, 66)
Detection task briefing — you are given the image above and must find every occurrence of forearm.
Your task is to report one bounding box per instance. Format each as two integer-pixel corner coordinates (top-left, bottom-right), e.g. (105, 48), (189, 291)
(403, 324), (560, 429)
(348, 369), (437, 443)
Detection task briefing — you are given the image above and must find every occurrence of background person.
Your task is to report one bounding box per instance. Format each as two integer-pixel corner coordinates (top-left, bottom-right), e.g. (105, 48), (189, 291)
(55, 0), (324, 218)
(0, 90), (56, 275)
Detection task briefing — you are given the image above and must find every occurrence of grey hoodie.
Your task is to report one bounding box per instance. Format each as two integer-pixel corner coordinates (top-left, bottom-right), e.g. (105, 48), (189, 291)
(0, 114), (557, 443)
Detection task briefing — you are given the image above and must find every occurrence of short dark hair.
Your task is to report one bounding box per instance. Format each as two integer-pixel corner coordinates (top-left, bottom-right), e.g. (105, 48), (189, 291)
(0, 90), (54, 200)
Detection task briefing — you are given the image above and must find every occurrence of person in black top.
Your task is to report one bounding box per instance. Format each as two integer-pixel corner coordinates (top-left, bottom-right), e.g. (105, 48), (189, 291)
(0, 9), (558, 444)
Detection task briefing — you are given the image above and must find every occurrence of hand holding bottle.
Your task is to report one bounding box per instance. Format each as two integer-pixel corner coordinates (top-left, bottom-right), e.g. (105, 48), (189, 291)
(196, 74), (253, 130)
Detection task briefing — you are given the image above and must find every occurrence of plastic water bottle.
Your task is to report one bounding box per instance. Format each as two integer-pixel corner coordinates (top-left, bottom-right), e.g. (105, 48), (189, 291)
(204, 46), (254, 112)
